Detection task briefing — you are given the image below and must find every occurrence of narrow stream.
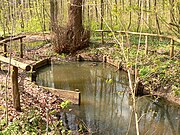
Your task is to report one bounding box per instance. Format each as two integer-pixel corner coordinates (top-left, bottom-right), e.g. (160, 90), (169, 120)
(36, 62), (180, 135)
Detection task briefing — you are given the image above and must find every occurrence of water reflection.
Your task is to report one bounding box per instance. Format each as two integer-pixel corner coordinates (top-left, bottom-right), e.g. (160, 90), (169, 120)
(36, 62), (180, 135)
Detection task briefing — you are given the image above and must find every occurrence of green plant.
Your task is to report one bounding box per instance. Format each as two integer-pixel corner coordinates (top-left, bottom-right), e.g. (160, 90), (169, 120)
(60, 100), (71, 109)
(106, 78), (113, 84)
(0, 118), (6, 131)
(139, 66), (151, 77)
(60, 53), (66, 59)
(172, 84), (180, 96)
(0, 109), (46, 135)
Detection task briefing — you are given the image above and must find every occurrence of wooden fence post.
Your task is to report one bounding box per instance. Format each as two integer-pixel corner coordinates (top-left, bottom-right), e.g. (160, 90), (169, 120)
(12, 66), (21, 111)
(3, 43), (7, 57)
(20, 38), (23, 58)
(145, 35), (148, 55)
(170, 39), (174, 59)
(101, 31), (104, 44)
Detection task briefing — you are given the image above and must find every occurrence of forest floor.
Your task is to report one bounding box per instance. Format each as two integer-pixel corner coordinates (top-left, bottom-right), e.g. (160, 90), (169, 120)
(0, 34), (179, 133)
(0, 35), (65, 132)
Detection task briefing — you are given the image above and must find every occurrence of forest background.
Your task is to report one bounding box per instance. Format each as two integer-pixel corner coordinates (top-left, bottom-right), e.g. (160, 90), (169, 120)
(0, 0), (179, 37)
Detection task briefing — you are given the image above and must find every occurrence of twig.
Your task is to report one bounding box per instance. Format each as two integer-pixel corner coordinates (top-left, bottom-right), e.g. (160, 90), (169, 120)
(46, 108), (49, 135)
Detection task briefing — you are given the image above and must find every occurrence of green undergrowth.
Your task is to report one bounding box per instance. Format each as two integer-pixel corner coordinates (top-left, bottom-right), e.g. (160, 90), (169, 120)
(0, 109), (47, 135)
(0, 101), (74, 135)
(88, 39), (180, 97)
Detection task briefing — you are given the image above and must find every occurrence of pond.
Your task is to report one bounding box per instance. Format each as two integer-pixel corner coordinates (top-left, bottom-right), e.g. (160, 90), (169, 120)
(36, 62), (180, 135)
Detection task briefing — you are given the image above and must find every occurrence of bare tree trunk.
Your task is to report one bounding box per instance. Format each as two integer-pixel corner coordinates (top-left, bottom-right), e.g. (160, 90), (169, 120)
(122, 0), (125, 10)
(101, 0), (104, 44)
(28, 0), (33, 16)
(137, 0), (142, 32)
(42, 0), (46, 31)
(107, 1), (113, 28)
(114, 0), (118, 25)
(87, 0), (90, 26)
(100, 0), (104, 30)
(20, 0), (24, 32)
(169, 0), (175, 24)
(154, 0), (161, 34)
(0, 0), (6, 35)
(82, 0), (85, 24)
(145, 0), (149, 27)
(178, 2), (180, 33)
(169, 0), (180, 34)
(95, 0), (98, 22)
(148, 0), (152, 30)
(128, 0), (132, 30)
(50, 0), (58, 31)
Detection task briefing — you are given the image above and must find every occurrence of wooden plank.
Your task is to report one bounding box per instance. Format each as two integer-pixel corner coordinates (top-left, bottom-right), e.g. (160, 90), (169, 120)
(0, 55), (31, 71)
(12, 66), (21, 111)
(78, 53), (103, 62)
(32, 58), (50, 70)
(40, 86), (81, 105)
(0, 35), (26, 45)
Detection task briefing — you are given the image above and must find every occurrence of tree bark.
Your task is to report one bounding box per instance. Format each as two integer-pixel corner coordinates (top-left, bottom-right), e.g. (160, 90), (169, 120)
(50, 0), (58, 31)
(52, 0), (89, 53)
(128, 0), (132, 30)
(68, 0), (83, 49)
(100, 0), (104, 44)
(154, 0), (161, 34)
(137, 0), (142, 32)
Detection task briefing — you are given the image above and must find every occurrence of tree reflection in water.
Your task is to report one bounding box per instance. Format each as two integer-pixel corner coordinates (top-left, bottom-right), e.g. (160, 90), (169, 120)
(36, 62), (180, 135)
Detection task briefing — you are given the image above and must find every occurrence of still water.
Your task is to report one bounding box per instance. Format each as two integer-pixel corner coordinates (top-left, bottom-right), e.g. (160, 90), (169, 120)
(36, 62), (180, 135)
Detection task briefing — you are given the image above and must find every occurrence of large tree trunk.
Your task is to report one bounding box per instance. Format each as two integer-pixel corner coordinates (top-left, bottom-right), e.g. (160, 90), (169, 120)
(68, 0), (83, 50)
(52, 0), (89, 54)
(50, 0), (58, 31)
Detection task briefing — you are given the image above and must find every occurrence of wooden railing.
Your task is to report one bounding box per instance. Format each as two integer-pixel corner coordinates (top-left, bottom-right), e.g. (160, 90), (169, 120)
(0, 55), (31, 111)
(0, 35), (26, 58)
(95, 30), (180, 58)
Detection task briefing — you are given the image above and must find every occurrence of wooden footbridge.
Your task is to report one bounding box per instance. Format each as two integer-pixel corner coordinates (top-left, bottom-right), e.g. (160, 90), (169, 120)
(0, 35), (80, 111)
